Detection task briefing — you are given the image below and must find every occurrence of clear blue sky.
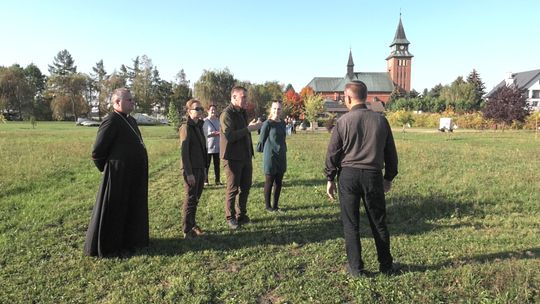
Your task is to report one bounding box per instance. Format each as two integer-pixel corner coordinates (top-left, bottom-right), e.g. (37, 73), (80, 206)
(2, 0), (539, 93)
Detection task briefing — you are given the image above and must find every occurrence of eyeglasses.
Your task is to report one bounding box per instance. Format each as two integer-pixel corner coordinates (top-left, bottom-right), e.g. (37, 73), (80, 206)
(191, 107), (204, 112)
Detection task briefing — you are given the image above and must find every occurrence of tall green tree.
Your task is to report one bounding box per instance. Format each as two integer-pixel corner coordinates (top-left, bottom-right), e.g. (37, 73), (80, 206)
(130, 55), (156, 114)
(466, 69), (486, 109)
(48, 49), (77, 76)
(91, 60), (108, 119)
(46, 49), (89, 120)
(193, 68), (236, 110)
(483, 85), (529, 129)
(170, 69), (192, 116)
(428, 83), (443, 99)
(24, 63), (48, 120)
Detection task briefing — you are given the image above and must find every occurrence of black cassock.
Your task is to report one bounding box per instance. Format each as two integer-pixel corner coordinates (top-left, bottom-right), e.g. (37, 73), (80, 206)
(84, 111), (149, 257)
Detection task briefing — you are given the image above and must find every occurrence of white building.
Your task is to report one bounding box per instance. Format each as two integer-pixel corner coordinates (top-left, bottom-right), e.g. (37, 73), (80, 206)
(486, 69), (540, 112)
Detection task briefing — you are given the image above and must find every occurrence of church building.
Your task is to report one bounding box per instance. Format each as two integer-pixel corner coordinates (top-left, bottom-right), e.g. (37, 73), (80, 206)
(306, 17), (413, 110)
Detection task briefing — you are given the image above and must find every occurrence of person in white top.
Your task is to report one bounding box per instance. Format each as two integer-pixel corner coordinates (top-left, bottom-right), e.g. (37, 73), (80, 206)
(202, 104), (221, 185)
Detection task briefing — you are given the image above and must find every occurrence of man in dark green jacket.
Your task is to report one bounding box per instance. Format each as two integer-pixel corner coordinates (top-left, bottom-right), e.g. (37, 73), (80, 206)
(220, 86), (262, 229)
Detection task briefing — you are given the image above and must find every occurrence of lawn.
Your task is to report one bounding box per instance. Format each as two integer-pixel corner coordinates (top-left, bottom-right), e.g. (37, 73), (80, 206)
(0, 122), (538, 303)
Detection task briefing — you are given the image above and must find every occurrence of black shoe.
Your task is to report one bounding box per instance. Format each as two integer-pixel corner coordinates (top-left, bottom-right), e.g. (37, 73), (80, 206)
(237, 215), (250, 225)
(215, 181), (222, 185)
(346, 265), (372, 277)
(265, 206), (274, 212)
(273, 207), (284, 213)
(227, 219), (239, 230)
(380, 263), (402, 276)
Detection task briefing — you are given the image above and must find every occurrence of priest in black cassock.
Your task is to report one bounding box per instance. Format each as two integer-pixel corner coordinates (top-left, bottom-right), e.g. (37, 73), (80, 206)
(84, 88), (149, 257)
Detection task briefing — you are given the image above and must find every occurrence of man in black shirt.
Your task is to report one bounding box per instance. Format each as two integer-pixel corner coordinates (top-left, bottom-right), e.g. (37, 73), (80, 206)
(325, 81), (399, 276)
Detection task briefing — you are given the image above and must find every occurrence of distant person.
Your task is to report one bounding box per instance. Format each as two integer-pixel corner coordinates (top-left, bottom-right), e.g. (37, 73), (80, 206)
(202, 104), (221, 186)
(325, 81), (399, 276)
(179, 99), (207, 238)
(256, 101), (287, 212)
(220, 86), (262, 229)
(84, 88), (149, 257)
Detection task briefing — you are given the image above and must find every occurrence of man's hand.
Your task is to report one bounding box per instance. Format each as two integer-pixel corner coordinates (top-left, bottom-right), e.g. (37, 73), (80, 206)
(247, 120), (262, 132)
(383, 179), (392, 193)
(186, 174), (196, 187)
(326, 181), (336, 200)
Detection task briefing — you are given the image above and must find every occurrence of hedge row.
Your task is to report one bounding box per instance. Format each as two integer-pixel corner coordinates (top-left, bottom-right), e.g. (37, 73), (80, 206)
(386, 110), (540, 130)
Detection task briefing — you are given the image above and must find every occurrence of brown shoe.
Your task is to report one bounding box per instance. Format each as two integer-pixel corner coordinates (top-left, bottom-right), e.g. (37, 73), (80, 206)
(192, 225), (205, 236)
(183, 229), (196, 239)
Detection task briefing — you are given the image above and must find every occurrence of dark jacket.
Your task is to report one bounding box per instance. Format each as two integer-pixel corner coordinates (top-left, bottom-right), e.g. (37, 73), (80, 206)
(257, 119), (287, 175)
(325, 104), (398, 182)
(219, 104), (254, 160)
(92, 111), (147, 172)
(180, 117), (207, 175)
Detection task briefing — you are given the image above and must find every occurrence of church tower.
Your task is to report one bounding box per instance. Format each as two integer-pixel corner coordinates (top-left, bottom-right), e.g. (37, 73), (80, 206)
(347, 49), (354, 79)
(386, 16), (413, 92)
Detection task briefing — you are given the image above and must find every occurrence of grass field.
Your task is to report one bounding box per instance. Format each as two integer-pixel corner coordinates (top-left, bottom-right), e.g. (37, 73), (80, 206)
(0, 121), (538, 303)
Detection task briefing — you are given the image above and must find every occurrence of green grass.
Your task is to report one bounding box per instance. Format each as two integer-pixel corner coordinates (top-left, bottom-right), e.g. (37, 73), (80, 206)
(1, 122), (539, 303)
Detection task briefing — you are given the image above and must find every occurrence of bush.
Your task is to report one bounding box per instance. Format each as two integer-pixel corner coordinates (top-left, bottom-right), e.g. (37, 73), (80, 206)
(323, 113), (336, 132)
(524, 111), (540, 130)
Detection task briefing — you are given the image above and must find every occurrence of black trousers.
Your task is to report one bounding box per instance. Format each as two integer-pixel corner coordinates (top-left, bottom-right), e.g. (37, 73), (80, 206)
(223, 159), (252, 221)
(182, 168), (205, 233)
(205, 153), (220, 183)
(264, 172), (284, 209)
(338, 167), (393, 272)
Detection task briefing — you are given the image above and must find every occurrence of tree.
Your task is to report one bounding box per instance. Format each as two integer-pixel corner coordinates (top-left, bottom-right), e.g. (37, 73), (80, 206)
(193, 68), (236, 110)
(247, 81), (283, 117)
(388, 86), (405, 104)
(407, 89), (420, 98)
(170, 69), (192, 115)
(284, 84), (295, 93)
(440, 77), (477, 112)
(299, 86), (314, 100)
(428, 83), (443, 99)
(130, 55), (156, 114)
(91, 60), (108, 119)
(466, 69), (486, 109)
(48, 49), (77, 76)
(24, 63), (48, 120)
(283, 87), (302, 118)
(167, 99), (181, 132)
(47, 73), (89, 120)
(483, 85), (529, 129)
(394, 110), (415, 132)
(303, 93), (325, 131)
(0, 64), (33, 119)
(46, 50), (89, 121)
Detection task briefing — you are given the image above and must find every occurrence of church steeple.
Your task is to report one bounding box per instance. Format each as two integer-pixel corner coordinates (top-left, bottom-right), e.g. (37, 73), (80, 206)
(347, 49), (354, 79)
(386, 16), (413, 92)
(389, 17), (410, 47)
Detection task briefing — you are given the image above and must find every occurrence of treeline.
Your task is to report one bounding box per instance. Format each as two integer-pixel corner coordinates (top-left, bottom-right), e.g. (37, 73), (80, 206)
(0, 49), (317, 122)
(388, 69), (533, 128)
(388, 70), (486, 113)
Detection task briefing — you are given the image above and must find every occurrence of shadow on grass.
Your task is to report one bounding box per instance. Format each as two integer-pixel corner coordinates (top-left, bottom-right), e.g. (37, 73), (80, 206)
(398, 247), (539, 274)
(138, 190), (487, 257)
(387, 194), (485, 235)
(251, 178), (325, 189)
(142, 215), (343, 256)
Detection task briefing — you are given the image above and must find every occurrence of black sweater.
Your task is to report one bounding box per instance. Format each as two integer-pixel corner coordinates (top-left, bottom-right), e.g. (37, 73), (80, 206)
(325, 104), (398, 182)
